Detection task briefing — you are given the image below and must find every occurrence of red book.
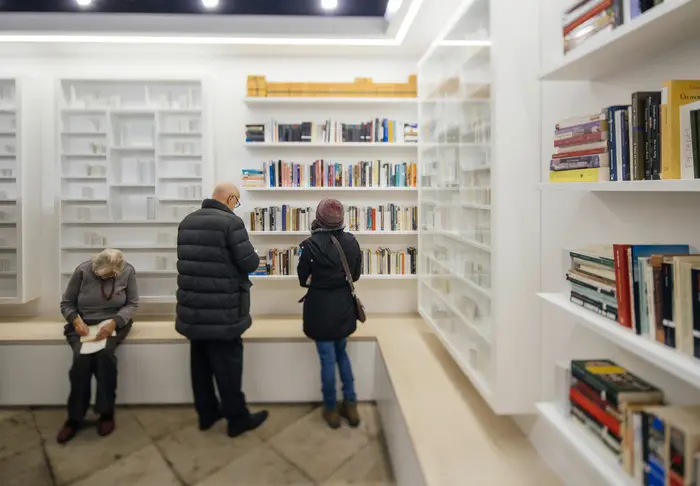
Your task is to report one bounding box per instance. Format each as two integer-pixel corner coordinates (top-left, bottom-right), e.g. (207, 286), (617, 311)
(552, 147), (607, 159)
(570, 386), (621, 438)
(554, 131), (607, 148)
(563, 0), (613, 35)
(613, 244), (632, 329)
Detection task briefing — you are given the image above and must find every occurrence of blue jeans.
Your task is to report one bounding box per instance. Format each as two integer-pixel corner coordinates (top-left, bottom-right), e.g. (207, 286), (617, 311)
(315, 339), (357, 410)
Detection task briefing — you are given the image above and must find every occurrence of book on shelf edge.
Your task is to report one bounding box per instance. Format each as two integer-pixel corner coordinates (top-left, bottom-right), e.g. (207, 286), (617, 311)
(606, 105), (629, 181)
(570, 292), (618, 321)
(549, 167), (610, 182)
(678, 101), (700, 179)
(554, 130), (608, 148)
(613, 244), (633, 329)
(570, 360), (663, 409)
(566, 270), (616, 297)
(550, 153), (608, 171)
(631, 92), (659, 180)
(571, 376), (623, 420)
(570, 385), (622, 437)
(661, 80), (700, 180)
(570, 402), (622, 454)
(671, 257), (700, 356)
(563, 0), (613, 35)
(570, 244), (615, 267)
(692, 269), (700, 359)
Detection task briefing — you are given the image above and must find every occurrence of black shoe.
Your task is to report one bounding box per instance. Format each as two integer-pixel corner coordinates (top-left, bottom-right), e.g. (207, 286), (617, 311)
(56, 420), (81, 444)
(199, 411), (223, 431)
(227, 410), (269, 438)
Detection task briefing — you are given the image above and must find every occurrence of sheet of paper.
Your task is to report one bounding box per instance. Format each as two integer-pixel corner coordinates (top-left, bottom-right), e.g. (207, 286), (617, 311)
(79, 319), (116, 355)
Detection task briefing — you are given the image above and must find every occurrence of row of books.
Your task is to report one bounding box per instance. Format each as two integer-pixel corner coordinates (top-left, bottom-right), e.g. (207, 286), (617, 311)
(567, 244), (700, 358)
(569, 358), (700, 486)
(245, 119), (418, 144)
(246, 75), (418, 98)
(250, 247), (418, 276)
(562, 1), (663, 54)
(241, 160), (418, 188)
(549, 80), (700, 182)
(246, 204), (418, 233)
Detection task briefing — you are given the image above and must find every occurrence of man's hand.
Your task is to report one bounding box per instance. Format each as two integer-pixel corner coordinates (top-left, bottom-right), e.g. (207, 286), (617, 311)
(73, 317), (89, 337)
(96, 320), (117, 341)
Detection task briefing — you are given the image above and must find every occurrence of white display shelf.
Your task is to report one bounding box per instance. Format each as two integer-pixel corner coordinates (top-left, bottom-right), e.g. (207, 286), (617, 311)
(244, 97), (418, 105)
(536, 402), (636, 486)
(537, 180), (700, 192)
(541, 0), (700, 80)
(420, 308), (493, 407)
(249, 230), (418, 236)
(245, 186), (417, 192)
(539, 293), (700, 389)
(245, 142), (418, 149)
(58, 78), (206, 303)
(418, 0), (496, 410)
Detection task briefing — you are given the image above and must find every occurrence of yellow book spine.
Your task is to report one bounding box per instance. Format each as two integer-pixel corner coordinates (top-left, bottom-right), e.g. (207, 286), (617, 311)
(549, 168), (608, 183)
(662, 80), (700, 180)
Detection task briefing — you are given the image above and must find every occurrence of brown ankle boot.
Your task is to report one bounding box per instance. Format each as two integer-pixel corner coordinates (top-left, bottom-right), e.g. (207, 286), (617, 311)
(339, 401), (360, 428)
(322, 407), (341, 429)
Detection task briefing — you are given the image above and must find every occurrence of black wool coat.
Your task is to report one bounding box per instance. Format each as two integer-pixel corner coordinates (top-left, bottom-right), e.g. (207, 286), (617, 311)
(297, 230), (362, 341)
(176, 199), (260, 340)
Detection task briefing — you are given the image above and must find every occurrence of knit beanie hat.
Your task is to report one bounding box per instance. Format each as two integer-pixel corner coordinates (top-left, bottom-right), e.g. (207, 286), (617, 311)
(315, 198), (345, 230)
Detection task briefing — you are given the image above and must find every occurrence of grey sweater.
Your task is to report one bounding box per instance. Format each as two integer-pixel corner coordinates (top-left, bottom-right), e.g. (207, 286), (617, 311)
(60, 261), (139, 328)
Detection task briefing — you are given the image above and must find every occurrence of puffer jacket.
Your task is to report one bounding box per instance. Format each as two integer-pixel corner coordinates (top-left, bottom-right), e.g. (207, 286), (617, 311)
(176, 199), (260, 340)
(297, 229), (362, 341)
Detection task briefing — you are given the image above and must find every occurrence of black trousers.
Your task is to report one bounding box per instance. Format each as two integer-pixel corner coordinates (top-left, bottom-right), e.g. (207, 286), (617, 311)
(190, 339), (249, 423)
(64, 320), (131, 423)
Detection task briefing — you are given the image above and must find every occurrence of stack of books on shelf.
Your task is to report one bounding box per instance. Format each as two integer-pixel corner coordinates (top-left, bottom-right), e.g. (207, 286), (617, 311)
(550, 80), (700, 182)
(242, 160), (417, 188)
(361, 247), (417, 276)
(246, 75), (417, 98)
(245, 119), (418, 144)
(251, 248), (301, 276)
(567, 243), (700, 359)
(568, 360), (664, 470)
(346, 205), (417, 232)
(562, 0), (623, 54)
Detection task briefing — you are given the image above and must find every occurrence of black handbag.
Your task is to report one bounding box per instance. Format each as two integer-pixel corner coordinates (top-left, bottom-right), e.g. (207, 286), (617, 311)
(330, 235), (367, 323)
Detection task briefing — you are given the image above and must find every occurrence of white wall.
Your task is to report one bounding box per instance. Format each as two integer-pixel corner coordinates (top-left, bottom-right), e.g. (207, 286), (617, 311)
(0, 53), (419, 319)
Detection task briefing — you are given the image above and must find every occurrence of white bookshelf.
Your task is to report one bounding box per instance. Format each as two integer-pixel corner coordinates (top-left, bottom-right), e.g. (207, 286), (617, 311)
(58, 79), (206, 303)
(243, 89), (419, 306)
(541, 0), (700, 80)
(534, 0), (700, 483)
(417, 0), (494, 404)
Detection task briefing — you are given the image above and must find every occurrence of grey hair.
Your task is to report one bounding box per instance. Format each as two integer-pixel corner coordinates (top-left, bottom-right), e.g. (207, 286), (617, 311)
(91, 248), (125, 278)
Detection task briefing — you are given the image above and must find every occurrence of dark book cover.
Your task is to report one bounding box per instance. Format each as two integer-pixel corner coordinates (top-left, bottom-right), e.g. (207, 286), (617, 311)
(570, 402), (622, 455)
(621, 109), (631, 181)
(631, 92), (659, 180)
(570, 360), (663, 409)
(662, 262), (675, 347)
(644, 96), (652, 180)
(692, 110), (700, 179)
(649, 93), (662, 180)
(647, 414), (666, 486)
(692, 269), (700, 358)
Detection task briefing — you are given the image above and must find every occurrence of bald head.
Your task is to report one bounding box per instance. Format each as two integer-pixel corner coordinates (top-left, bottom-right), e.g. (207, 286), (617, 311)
(212, 182), (241, 211)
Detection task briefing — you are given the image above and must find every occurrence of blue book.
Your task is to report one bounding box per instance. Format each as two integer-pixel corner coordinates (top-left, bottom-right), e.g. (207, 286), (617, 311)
(630, 245), (690, 334)
(608, 107), (617, 181)
(620, 108), (631, 181)
(630, 0), (642, 18)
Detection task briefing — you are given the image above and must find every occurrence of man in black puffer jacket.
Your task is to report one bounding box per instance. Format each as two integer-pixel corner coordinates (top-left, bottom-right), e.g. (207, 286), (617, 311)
(176, 182), (268, 438)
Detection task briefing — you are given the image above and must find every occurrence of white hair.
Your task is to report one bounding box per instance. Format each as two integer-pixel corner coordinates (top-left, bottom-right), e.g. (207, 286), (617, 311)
(91, 248), (126, 278)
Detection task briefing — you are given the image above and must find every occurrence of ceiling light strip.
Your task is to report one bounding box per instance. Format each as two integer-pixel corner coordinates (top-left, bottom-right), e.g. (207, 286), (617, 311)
(0, 0), (425, 46)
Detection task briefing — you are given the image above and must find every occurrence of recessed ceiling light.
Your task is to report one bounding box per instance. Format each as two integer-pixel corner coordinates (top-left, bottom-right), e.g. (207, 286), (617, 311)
(75, 0), (93, 7)
(201, 0), (220, 9)
(321, 0), (338, 11)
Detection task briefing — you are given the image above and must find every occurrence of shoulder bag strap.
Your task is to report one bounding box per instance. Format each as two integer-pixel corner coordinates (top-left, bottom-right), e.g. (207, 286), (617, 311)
(330, 235), (357, 296)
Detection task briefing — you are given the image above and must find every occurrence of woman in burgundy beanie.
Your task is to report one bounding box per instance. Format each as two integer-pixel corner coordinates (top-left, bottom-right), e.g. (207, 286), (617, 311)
(298, 198), (363, 429)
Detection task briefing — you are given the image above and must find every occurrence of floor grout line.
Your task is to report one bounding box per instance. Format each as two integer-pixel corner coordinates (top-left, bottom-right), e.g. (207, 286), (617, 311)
(30, 408), (59, 486)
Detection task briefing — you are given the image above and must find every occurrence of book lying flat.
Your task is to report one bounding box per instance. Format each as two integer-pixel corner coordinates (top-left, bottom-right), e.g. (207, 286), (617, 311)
(79, 319), (116, 355)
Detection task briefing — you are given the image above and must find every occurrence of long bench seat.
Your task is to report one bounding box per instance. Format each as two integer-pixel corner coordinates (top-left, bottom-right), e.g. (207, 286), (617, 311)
(0, 315), (558, 485)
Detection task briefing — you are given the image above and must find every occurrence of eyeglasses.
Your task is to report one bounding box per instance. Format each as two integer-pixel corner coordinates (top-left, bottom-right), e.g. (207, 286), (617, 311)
(228, 194), (241, 209)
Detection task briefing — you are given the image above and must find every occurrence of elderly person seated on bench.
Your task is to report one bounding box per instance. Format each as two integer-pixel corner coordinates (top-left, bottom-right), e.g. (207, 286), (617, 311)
(56, 248), (138, 444)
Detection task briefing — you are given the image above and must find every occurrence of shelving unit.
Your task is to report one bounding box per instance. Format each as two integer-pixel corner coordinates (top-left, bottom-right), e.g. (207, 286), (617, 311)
(418, 0), (494, 400)
(58, 79), (206, 303)
(243, 84), (419, 311)
(534, 0), (700, 484)
(0, 79), (39, 304)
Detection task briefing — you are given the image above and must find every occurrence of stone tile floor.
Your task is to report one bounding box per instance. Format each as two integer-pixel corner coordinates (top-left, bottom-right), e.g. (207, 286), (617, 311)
(0, 403), (393, 486)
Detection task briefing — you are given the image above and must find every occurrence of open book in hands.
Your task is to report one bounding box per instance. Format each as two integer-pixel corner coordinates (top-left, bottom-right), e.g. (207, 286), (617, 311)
(79, 319), (116, 355)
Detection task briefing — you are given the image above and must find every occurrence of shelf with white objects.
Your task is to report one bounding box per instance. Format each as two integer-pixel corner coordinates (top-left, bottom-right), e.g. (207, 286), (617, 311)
(0, 79), (39, 304)
(245, 186), (418, 192)
(540, 0), (700, 81)
(418, 0), (501, 410)
(58, 78), (207, 304)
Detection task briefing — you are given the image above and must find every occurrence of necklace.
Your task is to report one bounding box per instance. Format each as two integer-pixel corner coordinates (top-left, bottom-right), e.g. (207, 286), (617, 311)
(101, 278), (116, 301)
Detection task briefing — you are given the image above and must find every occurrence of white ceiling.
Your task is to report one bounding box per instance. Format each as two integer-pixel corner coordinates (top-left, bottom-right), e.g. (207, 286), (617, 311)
(0, 0), (465, 58)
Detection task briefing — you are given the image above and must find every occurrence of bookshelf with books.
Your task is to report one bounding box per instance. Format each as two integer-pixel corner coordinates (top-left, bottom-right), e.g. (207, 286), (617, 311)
(242, 84), (419, 314)
(0, 79), (40, 304)
(57, 78), (208, 304)
(535, 0), (700, 483)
